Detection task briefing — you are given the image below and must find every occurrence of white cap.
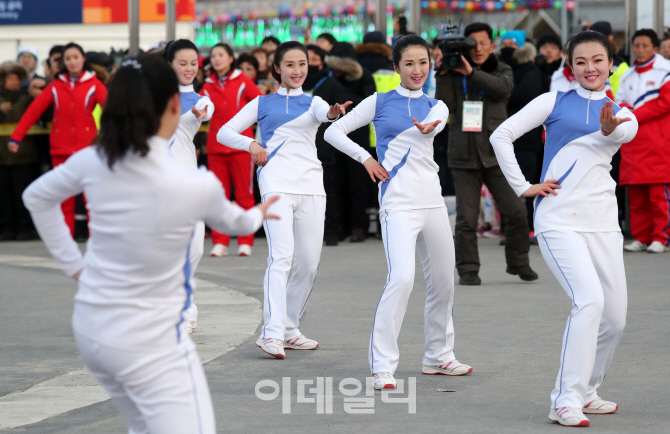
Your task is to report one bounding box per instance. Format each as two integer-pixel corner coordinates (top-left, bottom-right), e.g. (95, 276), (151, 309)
(17, 45), (39, 60)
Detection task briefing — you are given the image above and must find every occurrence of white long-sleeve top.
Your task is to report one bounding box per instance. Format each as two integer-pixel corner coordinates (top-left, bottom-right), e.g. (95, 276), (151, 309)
(169, 84), (214, 168)
(22, 136), (263, 349)
(324, 85), (448, 211)
(217, 86), (371, 196)
(490, 87), (638, 234)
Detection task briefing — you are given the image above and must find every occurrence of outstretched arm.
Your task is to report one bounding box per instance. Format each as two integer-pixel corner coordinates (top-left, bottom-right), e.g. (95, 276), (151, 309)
(490, 92), (557, 197)
(22, 152), (88, 278)
(323, 94), (389, 182)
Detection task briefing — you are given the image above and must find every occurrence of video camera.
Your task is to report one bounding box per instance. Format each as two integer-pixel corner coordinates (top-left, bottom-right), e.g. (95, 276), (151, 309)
(436, 23), (477, 71)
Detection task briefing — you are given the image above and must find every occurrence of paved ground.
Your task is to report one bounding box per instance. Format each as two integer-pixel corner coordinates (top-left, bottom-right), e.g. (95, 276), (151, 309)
(1, 236), (669, 433)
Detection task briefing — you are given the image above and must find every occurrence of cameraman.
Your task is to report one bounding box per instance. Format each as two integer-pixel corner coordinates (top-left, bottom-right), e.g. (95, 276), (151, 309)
(435, 22), (537, 286)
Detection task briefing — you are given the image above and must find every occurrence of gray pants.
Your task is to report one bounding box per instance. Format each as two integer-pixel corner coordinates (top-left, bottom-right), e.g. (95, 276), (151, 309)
(452, 166), (530, 276)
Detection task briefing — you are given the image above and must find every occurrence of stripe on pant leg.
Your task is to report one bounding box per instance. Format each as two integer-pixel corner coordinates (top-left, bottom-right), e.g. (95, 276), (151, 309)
(663, 185), (670, 246)
(261, 194), (274, 339)
(183, 347), (203, 434)
(541, 233), (579, 409)
(370, 210), (391, 374)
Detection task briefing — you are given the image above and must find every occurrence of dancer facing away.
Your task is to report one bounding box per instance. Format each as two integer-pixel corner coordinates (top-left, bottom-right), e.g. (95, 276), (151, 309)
(218, 41), (388, 359)
(22, 57), (278, 434)
(201, 43), (264, 257)
(165, 39), (215, 335)
(490, 31), (638, 427)
(325, 35), (473, 390)
(9, 42), (107, 236)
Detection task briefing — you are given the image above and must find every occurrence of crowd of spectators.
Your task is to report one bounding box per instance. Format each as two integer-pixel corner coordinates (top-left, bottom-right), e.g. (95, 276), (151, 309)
(2, 21), (669, 267)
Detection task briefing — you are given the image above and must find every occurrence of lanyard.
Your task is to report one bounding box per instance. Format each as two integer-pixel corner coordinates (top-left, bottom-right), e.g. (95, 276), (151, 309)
(313, 70), (332, 93)
(462, 74), (484, 101)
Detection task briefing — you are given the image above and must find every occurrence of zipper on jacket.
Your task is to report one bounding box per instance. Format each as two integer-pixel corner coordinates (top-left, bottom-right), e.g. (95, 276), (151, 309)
(586, 90), (592, 124)
(408, 89), (412, 117)
(286, 87), (289, 113)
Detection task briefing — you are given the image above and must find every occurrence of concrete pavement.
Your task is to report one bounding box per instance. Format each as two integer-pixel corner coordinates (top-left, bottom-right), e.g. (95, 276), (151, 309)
(1, 236), (669, 433)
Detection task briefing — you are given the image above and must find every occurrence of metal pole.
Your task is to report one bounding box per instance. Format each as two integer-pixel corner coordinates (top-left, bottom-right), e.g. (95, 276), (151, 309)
(653, 0), (664, 39)
(560, 0), (568, 45)
(166, 0), (176, 41)
(409, 0), (421, 34)
(376, 0), (387, 37)
(129, 0), (140, 56)
(625, 0), (637, 60)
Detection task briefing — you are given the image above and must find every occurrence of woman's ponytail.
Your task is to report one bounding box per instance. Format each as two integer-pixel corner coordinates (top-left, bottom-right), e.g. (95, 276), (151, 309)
(97, 56), (178, 168)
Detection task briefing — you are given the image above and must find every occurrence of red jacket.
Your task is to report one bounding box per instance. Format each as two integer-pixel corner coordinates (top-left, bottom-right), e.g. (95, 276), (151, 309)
(616, 54), (670, 185)
(200, 69), (263, 155)
(10, 71), (107, 157)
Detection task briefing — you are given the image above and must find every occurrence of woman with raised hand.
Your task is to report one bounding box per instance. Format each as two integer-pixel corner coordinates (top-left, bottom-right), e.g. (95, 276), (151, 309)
(22, 56), (278, 434)
(9, 42), (107, 236)
(325, 35), (472, 390)
(491, 31), (638, 427)
(165, 39), (215, 335)
(218, 41), (387, 359)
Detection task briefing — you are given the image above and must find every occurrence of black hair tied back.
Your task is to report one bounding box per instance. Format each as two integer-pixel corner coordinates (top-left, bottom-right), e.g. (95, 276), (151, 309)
(272, 41), (308, 81)
(392, 34), (430, 66)
(165, 39), (198, 63)
(97, 56), (179, 169)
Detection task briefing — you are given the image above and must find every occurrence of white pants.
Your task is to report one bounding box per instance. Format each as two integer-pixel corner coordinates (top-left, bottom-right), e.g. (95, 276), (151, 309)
(538, 231), (627, 409)
(370, 207), (457, 374)
(183, 221), (205, 323)
(74, 333), (215, 434)
(261, 193), (326, 340)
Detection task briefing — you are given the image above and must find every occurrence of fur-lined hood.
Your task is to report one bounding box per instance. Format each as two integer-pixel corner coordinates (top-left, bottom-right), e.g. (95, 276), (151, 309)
(355, 42), (392, 58)
(324, 55), (363, 81)
(513, 43), (537, 64)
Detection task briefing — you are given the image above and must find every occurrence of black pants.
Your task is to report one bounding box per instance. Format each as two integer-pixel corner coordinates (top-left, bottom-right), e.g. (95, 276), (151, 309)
(334, 149), (372, 235)
(514, 149), (539, 231)
(0, 164), (40, 236)
(322, 162), (339, 239)
(452, 166), (530, 276)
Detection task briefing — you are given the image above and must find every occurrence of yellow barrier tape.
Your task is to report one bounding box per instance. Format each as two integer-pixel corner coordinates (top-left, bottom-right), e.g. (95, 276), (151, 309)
(0, 123), (211, 137)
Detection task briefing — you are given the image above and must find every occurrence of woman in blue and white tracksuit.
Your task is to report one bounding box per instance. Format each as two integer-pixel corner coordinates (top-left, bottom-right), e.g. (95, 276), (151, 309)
(166, 39), (215, 334)
(491, 31), (638, 428)
(218, 41), (388, 359)
(325, 35), (473, 390)
(22, 57), (276, 434)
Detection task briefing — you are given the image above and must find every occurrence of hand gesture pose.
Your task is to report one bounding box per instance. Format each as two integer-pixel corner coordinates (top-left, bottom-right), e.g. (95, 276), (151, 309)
(191, 105), (208, 121)
(8, 140), (19, 153)
(327, 101), (353, 120)
(522, 180), (561, 198)
(413, 118), (442, 134)
(453, 56), (473, 77)
(600, 101), (631, 136)
(256, 195), (281, 220)
(363, 158), (390, 183)
(0, 102), (11, 113)
(249, 141), (268, 166)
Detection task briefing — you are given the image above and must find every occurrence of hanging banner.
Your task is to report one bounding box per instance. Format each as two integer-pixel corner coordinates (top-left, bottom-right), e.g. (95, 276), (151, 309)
(83, 0), (195, 24)
(0, 0), (82, 25)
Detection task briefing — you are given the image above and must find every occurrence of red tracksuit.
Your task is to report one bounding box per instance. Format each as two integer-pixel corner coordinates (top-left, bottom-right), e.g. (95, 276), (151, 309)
(201, 69), (263, 247)
(11, 71), (107, 235)
(616, 54), (670, 246)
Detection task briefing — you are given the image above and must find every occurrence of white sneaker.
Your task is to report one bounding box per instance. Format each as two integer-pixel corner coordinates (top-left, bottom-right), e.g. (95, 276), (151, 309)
(583, 397), (618, 414)
(185, 320), (197, 335)
(284, 335), (319, 350)
(422, 360), (473, 376)
(646, 241), (669, 253)
(256, 337), (285, 359)
(624, 240), (648, 252)
(210, 244), (228, 257)
(548, 407), (590, 427)
(238, 244), (252, 256)
(373, 372), (396, 390)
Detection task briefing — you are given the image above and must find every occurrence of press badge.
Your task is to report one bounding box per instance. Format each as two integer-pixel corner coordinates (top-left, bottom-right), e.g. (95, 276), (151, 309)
(462, 101), (483, 132)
